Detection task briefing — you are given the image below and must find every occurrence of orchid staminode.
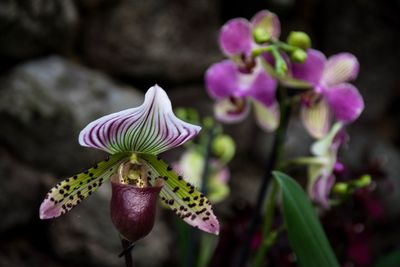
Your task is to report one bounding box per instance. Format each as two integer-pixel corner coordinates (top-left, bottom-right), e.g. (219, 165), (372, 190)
(39, 85), (220, 239)
(290, 49), (364, 138)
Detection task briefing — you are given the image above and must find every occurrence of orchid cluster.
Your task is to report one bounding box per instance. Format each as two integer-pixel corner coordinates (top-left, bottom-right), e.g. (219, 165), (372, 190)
(40, 85), (219, 244)
(37, 8), (370, 267)
(205, 9), (365, 209)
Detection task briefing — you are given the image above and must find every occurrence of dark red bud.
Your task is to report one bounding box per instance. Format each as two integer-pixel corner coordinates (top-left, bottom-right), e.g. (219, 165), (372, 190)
(110, 181), (163, 242)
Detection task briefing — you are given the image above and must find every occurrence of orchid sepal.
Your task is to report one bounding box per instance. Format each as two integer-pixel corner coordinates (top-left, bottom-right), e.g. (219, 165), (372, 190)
(79, 85), (201, 155)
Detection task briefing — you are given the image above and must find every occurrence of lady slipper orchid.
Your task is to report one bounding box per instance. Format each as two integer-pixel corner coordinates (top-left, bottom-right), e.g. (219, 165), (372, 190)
(39, 85), (220, 241)
(205, 58), (279, 131)
(290, 49), (364, 138)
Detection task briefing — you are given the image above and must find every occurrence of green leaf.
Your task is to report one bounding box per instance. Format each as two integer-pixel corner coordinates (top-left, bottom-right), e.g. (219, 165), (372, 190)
(273, 171), (339, 267)
(374, 250), (400, 267)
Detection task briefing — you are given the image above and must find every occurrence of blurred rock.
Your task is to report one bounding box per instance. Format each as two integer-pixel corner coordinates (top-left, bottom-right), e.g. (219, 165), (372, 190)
(0, 56), (143, 176)
(0, 0), (77, 61)
(0, 148), (44, 233)
(49, 183), (171, 267)
(0, 238), (63, 267)
(82, 0), (222, 82)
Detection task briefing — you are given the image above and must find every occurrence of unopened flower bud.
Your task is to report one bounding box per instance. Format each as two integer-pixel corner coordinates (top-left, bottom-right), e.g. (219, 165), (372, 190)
(287, 31), (311, 50)
(353, 174), (371, 188)
(332, 182), (348, 194)
(212, 134), (235, 163)
(291, 49), (308, 63)
(253, 27), (270, 43)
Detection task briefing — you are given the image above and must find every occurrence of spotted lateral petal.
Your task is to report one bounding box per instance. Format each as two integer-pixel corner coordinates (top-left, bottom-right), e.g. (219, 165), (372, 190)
(40, 153), (129, 219)
(140, 154), (220, 235)
(79, 85), (201, 155)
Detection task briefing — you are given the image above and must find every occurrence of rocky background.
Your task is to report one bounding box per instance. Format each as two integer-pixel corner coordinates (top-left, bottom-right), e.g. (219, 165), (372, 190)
(0, 0), (399, 267)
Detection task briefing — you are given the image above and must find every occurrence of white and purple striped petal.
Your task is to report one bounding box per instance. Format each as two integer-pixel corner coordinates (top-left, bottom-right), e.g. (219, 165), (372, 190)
(251, 9), (281, 40)
(79, 85), (201, 155)
(323, 83), (364, 122)
(219, 18), (253, 57)
(321, 53), (359, 86)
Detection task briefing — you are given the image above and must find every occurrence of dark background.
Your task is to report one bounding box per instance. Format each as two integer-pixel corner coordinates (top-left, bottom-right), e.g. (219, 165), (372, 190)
(0, 0), (399, 266)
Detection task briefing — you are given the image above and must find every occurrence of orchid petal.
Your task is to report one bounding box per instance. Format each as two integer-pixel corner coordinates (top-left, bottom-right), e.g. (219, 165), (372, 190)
(246, 67), (277, 107)
(323, 83), (364, 122)
(322, 53), (359, 86)
(219, 18), (252, 56)
(214, 97), (250, 123)
(291, 49), (326, 86)
(253, 100), (280, 132)
(251, 10), (281, 40)
(311, 122), (343, 156)
(300, 99), (332, 139)
(79, 85), (201, 155)
(39, 153), (129, 219)
(310, 174), (335, 209)
(205, 60), (239, 99)
(141, 154), (220, 235)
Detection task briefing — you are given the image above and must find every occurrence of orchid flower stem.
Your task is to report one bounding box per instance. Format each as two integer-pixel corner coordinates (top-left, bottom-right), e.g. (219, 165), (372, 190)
(119, 238), (135, 267)
(236, 87), (291, 267)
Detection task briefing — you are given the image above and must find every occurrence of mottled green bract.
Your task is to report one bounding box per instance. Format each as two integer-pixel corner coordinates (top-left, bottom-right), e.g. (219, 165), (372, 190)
(40, 153), (129, 219)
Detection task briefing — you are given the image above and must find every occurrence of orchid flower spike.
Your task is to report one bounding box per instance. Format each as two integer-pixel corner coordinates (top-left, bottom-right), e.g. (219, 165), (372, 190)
(39, 85), (220, 241)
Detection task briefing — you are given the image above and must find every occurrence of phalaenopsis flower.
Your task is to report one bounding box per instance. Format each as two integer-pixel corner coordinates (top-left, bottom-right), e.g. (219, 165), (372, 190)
(40, 85), (219, 242)
(290, 49), (364, 138)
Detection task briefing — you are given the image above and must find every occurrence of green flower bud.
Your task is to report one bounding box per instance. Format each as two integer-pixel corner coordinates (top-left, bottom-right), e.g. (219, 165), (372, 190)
(212, 134), (235, 163)
(332, 182), (348, 194)
(291, 49), (308, 63)
(353, 174), (372, 188)
(253, 27), (270, 43)
(287, 31), (311, 50)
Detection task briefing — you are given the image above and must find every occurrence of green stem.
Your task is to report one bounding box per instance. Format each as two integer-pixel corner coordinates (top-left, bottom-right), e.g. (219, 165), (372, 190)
(252, 88), (291, 267)
(236, 86), (291, 267)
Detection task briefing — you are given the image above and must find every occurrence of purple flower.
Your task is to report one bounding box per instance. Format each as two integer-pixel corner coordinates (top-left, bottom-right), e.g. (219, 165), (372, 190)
(205, 59), (279, 131)
(219, 10), (280, 58)
(307, 123), (345, 209)
(39, 85), (220, 239)
(291, 49), (364, 138)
